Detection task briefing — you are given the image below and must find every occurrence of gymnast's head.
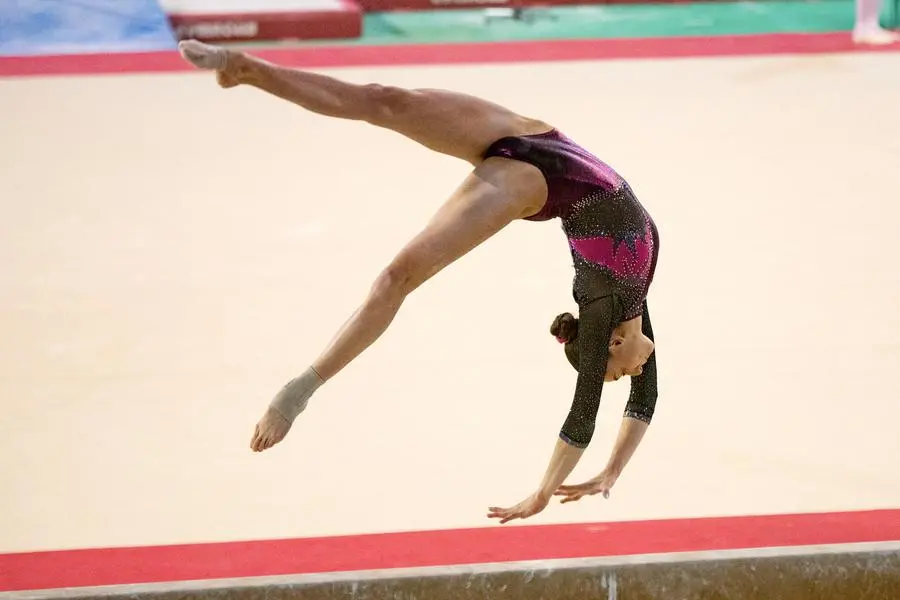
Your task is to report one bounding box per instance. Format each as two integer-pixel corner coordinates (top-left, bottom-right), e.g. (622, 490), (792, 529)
(550, 312), (653, 382)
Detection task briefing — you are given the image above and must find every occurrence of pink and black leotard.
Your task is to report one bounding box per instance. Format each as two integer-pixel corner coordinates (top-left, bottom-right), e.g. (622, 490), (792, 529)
(484, 129), (660, 448)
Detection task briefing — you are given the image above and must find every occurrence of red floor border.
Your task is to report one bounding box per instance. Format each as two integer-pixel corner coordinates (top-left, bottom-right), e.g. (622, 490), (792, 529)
(1, 32), (898, 78)
(2, 509), (899, 592)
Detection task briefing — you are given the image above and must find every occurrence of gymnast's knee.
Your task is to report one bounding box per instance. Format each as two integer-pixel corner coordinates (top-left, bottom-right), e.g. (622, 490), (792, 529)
(368, 260), (422, 306)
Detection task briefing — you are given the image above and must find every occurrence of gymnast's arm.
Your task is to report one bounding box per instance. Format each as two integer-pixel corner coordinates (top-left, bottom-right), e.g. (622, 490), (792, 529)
(605, 301), (657, 478)
(534, 295), (618, 500)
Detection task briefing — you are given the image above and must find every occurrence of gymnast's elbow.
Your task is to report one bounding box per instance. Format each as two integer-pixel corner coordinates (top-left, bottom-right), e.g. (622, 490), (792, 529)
(559, 428), (593, 449)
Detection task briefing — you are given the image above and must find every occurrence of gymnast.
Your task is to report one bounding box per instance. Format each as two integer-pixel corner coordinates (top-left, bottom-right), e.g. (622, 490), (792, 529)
(178, 40), (660, 523)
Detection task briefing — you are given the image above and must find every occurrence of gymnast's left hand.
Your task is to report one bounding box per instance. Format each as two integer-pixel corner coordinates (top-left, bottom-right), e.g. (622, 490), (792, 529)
(553, 469), (618, 503)
(487, 491), (550, 524)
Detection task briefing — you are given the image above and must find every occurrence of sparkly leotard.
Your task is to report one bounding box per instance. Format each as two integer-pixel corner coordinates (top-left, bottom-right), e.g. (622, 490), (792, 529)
(484, 129), (660, 448)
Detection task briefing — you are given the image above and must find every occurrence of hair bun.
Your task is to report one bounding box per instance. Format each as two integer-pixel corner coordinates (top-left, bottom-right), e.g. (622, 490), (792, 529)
(550, 312), (578, 343)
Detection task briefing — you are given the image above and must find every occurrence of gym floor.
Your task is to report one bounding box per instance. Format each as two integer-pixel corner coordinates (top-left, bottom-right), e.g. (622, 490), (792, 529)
(1, 39), (899, 594)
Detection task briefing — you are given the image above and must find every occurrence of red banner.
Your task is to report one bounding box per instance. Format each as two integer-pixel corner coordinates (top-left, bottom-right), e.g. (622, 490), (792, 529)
(167, 2), (362, 42)
(358, 0), (713, 10)
(359, 0), (558, 10)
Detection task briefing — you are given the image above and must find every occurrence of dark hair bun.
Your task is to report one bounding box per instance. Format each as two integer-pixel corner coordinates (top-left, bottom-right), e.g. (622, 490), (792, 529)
(550, 312), (578, 343)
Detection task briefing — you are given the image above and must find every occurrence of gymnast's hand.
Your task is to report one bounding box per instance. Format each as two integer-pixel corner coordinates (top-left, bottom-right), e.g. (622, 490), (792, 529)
(487, 491), (550, 524)
(553, 469), (618, 503)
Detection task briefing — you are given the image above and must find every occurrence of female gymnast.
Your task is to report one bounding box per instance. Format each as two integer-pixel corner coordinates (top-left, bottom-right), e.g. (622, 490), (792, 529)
(178, 40), (660, 524)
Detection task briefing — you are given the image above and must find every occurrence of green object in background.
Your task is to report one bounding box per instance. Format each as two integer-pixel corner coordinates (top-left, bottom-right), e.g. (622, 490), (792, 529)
(362, 1), (860, 46)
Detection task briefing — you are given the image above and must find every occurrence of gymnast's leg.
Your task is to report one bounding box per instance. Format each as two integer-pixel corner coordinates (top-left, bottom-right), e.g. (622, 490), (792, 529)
(253, 157), (547, 451)
(178, 40), (551, 165)
(178, 42), (552, 451)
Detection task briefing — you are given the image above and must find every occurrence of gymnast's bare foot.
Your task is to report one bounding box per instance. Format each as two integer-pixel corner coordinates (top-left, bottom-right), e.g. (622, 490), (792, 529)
(177, 40), (240, 88)
(251, 407), (292, 452)
(250, 368), (324, 452)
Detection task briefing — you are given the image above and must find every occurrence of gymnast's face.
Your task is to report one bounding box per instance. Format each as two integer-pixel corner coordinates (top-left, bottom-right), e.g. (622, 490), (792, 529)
(605, 335), (652, 382)
(551, 312), (653, 382)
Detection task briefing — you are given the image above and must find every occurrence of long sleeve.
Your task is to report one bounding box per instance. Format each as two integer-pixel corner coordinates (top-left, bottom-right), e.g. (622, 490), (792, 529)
(625, 301), (657, 424)
(558, 294), (621, 448)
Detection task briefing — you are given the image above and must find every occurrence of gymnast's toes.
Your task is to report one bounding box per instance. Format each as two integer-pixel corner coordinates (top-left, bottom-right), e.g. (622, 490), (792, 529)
(250, 407), (292, 452)
(178, 40), (228, 70)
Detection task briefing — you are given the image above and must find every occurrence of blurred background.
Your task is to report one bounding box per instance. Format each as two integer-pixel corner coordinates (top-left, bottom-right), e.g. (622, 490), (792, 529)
(0, 0), (897, 59)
